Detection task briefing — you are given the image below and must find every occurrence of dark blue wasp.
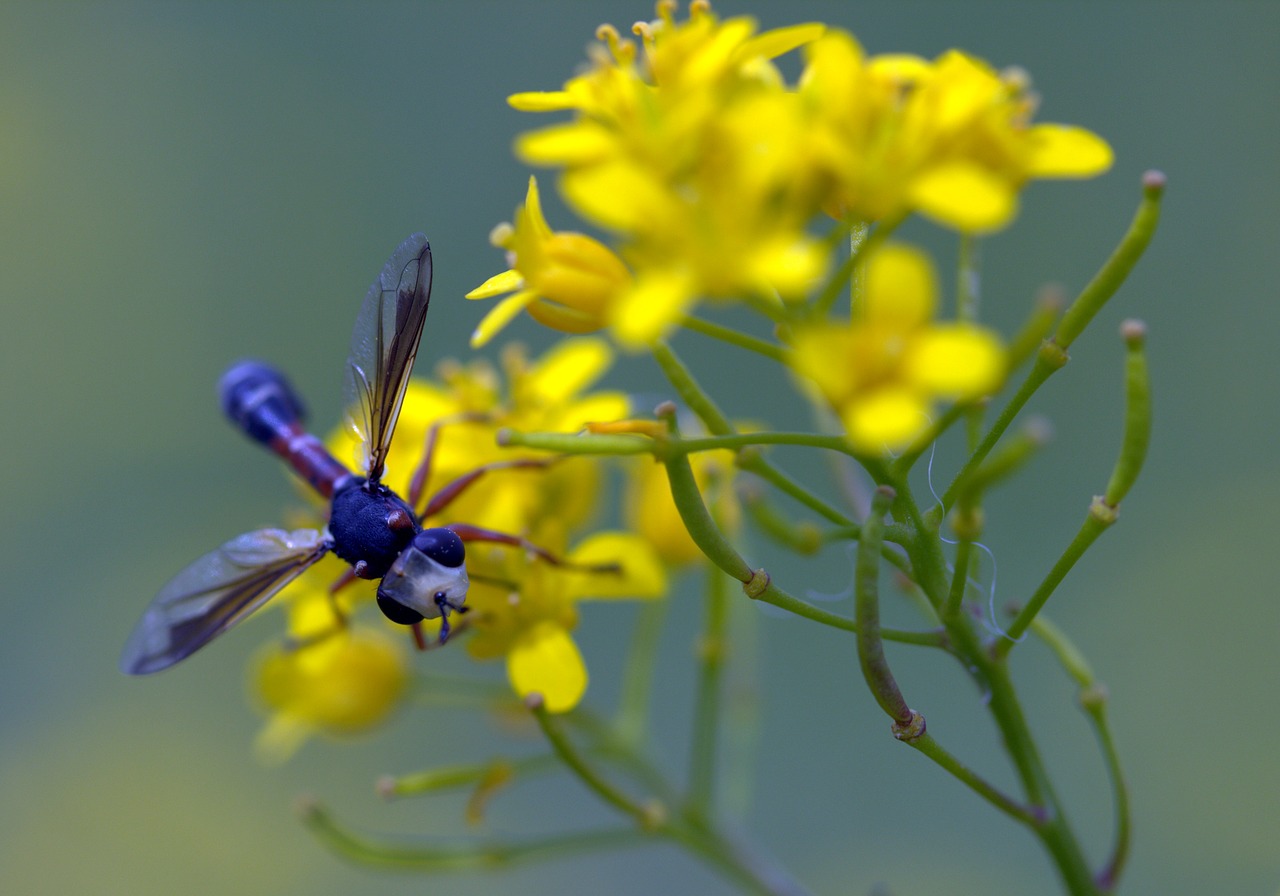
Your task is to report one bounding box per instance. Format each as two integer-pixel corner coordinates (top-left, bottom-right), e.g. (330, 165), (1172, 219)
(121, 234), (471, 675)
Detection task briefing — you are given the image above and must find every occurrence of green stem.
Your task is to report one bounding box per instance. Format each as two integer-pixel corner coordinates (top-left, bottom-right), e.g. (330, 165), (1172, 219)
(687, 564), (730, 817)
(529, 696), (664, 829)
(1104, 321), (1152, 507)
(679, 314), (788, 363)
(675, 432), (854, 454)
(614, 600), (668, 748)
(907, 732), (1038, 827)
(1054, 172), (1165, 350)
(300, 800), (646, 871)
(810, 216), (901, 318)
(1030, 616), (1130, 891)
(853, 486), (915, 726)
(754, 576), (945, 646)
(997, 500), (1114, 655)
(979, 661), (1101, 895)
(1090, 699), (1131, 892)
(943, 537), (974, 622)
(957, 232), (981, 323)
(377, 754), (557, 799)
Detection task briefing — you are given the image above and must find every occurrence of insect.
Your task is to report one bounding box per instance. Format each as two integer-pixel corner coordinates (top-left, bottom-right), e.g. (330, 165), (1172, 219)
(121, 234), (472, 675)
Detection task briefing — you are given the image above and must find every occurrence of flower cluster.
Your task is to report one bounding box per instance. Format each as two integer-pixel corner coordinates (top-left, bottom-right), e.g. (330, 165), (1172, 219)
(470, 0), (1110, 352)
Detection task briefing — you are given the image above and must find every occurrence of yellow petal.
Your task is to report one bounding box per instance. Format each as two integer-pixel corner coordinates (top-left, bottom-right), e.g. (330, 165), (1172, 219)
(507, 90), (577, 112)
(525, 298), (607, 334)
(750, 236), (828, 299)
(507, 621), (587, 713)
(527, 337), (613, 404)
(515, 122), (616, 167)
(466, 268), (523, 299)
(909, 163), (1017, 233)
(562, 532), (667, 601)
(788, 326), (858, 403)
(736, 22), (825, 62)
(522, 175), (552, 240)
(561, 162), (671, 233)
(867, 53), (931, 84)
(905, 324), (1006, 399)
(611, 268), (697, 349)
(1025, 124), (1114, 178)
(547, 392), (631, 433)
(470, 290), (537, 347)
(864, 243), (937, 327)
(842, 387), (931, 453)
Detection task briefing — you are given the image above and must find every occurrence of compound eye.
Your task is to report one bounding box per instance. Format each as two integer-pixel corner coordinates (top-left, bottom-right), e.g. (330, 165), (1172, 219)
(376, 594), (425, 626)
(412, 527), (465, 568)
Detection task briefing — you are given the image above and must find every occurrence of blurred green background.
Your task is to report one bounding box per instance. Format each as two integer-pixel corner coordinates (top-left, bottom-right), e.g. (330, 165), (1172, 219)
(1, 2), (1276, 894)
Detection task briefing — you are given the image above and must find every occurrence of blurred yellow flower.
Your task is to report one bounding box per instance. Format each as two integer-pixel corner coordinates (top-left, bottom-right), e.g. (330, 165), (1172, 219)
(251, 564), (409, 763)
(790, 243), (1006, 452)
(465, 529), (667, 712)
(801, 32), (1113, 232)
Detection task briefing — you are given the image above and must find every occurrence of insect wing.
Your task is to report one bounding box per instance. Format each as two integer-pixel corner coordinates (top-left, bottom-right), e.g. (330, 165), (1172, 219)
(120, 528), (330, 675)
(344, 233), (432, 483)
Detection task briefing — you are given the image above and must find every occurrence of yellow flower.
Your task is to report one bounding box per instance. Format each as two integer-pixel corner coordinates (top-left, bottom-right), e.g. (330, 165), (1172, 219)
(801, 32), (1113, 232)
(464, 529), (667, 712)
(790, 243), (1006, 452)
(502, 3), (828, 347)
(251, 564), (409, 763)
(467, 177), (632, 347)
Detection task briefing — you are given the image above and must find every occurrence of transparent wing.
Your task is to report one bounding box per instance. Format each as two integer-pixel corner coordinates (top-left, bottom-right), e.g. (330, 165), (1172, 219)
(344, 233), (433, 483)
(120, 528), (330, 675)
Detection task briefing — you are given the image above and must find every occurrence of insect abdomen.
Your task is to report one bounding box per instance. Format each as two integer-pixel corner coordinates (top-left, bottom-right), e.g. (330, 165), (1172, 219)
(219, 360), (354, 498)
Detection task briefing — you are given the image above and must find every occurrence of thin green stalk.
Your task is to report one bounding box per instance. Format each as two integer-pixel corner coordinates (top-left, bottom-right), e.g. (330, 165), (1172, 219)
(377, 754), (557, 800)
(687, 563), (730, 817)
(907, 732), (1038, 827)
(680, 314), (788, 363)
(810, 216), (901, 318)
(1006, 285), (1065, 371)
(529, 696), (665, 829)
(675, 432), (854, 454)
(1055, 172), (1165, 350)
(741, 457), (855, 527)
(957, 232), (981, 323)
(300, 800), (646, 871)
(754, 577), (945, 647)
(614, 600), (668, 748)
(498, 428), (654, 456)
(1030, 616), (1130, 891)
(978, 660), (1101, 895)
(1090, 698), (1131, 892)
(661, 415), (754, 582)
(943, 537), (974, 622)
(997, 501), (1113, 655)
(853, 486), (915, 726)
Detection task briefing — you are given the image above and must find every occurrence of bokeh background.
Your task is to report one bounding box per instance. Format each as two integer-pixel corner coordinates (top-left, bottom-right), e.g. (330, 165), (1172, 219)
(2, 2), (1276, 894)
